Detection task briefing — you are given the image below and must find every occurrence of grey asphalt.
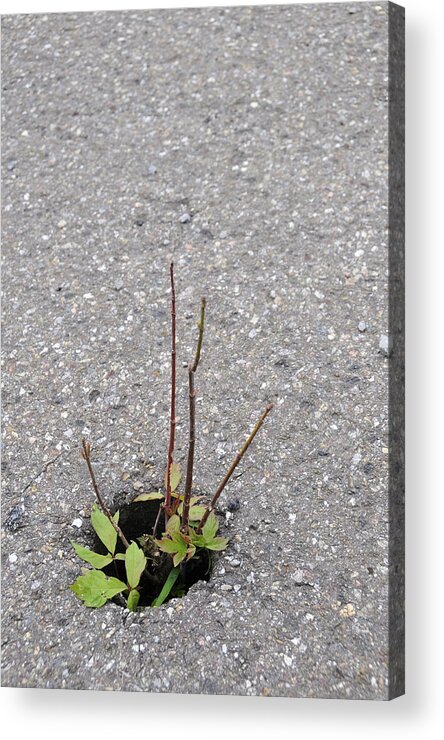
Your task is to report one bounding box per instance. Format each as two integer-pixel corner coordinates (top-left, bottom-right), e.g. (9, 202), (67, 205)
(2, 2), (394, 698)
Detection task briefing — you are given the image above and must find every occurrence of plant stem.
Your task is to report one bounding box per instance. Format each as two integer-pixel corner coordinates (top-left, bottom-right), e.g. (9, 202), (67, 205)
(152, 501), (163, 537)
(164, 261), (177, 524)
(196, 403), (273, 532)
(81, 439), (130, 549)
(182, 297), (206, 533)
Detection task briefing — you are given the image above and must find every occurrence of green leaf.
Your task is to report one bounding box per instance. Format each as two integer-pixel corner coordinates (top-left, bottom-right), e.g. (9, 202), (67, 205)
(127, 589), (140, 611)
(70, 569), (126, 608)
(132, 491), (164, 502)
(202, 512), (219, 541)
(152, 566), (180, 607)
(165, 462), (181, 492)
(105, 576), (129, 597)
(188, 505), (207, 521)
(71, 541), (113, 569)
(189, 530), (207, 548)
(125, 541), (147, 589)
(70, 571), (107, 608)
(114, 552), (126, 561)
(188, 514), (228, 552)
(166, 514), (181, 535)
(155, 516), (199, 567)
(155, 537), (180, 554)
(190, 495), (203, 505)
(176, 495), (203, 515)
(206, 536), (229, 551)
(90, 504), (119, 555)
(173, 550), (187, 567)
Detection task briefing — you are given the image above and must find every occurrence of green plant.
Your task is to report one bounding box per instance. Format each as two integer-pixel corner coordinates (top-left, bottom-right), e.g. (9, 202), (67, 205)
(70, 504), (147, 609)
(70, 264), (273, 610)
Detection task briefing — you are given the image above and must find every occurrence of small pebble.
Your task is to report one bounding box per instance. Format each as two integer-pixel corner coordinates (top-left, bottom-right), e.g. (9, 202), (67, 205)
(226, 498), (240, 512)
(179, 212), (192, 224)
(379, 334), (391, 357)
(339, 603), (356, 618)
(4, 505), (25, 532)
(114, 279), (124, 291)
(57, 220), (67, 229)
(147, 164), (157, 175)
(221, 584), (233, 592)
(8, 553), (18, 564)
(71, 518), (82, 528)
(358, 321), (367, 332)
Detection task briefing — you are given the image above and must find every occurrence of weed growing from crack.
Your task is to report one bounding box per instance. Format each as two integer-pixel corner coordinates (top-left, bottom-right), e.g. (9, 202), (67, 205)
(70, 264), (273, 610)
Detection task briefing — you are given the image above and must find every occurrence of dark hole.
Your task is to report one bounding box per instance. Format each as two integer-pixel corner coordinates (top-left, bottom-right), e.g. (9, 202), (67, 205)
(95, 499), (212, 607)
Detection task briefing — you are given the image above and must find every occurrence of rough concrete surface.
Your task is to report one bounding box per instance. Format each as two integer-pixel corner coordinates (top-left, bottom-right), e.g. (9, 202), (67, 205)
(2, 3), (396, 698)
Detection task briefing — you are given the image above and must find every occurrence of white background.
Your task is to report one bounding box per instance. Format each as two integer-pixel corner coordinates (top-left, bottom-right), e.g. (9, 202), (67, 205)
(1, 0), (442, 737)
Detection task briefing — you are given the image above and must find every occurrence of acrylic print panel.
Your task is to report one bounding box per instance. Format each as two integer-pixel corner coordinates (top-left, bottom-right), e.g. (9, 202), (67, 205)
(1, 2), (404, 699)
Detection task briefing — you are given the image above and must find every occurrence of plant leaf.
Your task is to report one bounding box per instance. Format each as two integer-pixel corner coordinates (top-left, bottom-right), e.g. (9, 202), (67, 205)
(70, 569), (126, 608)
(127, 589), (140, 611)
(202, 512), (219, 541)
(132, 491), (164, 502)
(90, 504), (119, 555)
(206, 536), (229, 551)
(188, 505), (207, 521)
(105, 576), (130, 597)
(125, 541), (147, 589)
(152, 566), (180, 607)
(165, 462), (181, 492)
(176, 495), (203, 514)
(166, 514), (181, 535)
(189, 530), (207, 548)
(155, 538), (180, 554)
(71, 541), (113, 569)
(173, 550), (187, 567)
(114, 552), (126, 561)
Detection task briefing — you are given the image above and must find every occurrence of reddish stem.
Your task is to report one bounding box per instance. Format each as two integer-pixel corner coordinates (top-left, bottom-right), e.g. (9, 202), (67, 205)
(182, 298), (206, 533)
(197, 403), (273, 532)
(81, 439), (130, 549)
(164, 262), (176, 525)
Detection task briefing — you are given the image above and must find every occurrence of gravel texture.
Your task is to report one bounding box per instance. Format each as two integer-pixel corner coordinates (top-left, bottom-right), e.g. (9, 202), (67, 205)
(1, 2), (401, 698)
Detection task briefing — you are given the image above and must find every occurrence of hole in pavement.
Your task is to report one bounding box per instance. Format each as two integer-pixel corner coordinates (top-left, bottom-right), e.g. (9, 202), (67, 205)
(95, 498), (211, 607)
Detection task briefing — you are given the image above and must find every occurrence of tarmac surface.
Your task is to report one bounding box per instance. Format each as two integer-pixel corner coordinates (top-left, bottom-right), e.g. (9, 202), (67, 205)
(2, 3), (393, 698)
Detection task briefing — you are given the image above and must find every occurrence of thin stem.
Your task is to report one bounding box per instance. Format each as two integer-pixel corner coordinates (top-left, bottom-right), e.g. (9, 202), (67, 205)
(196, 403), (273, 532)
(182, 298), (206, 533)
(191, 297), (206, 373)
(81, 439), (130, 549)
(152, 500), (163, 537)
(164, 262), (177, 524)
